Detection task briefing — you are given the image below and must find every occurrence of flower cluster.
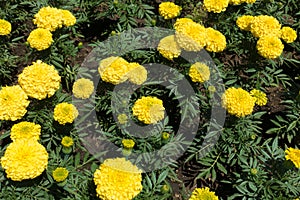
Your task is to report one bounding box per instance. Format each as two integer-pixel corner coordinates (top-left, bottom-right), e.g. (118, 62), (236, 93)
(132, 96), (165, 124)
(250, 89), (268, 106)
(33, 6), (76, 32)
(93, 157), (143, 200)
(98, 56), (147, 85)
(285, 148), (300, 168)
(0, 139), (48, 181)
(0, 85), (30, 121)
(53, 102), (79, 125)
(10, 121), (41, 141)
(0, 19), (12, 35)
(159, 2), (181, 20)
(18, 60), (61, 100)
(204, 0), (256, 13)
(222, 87), (256, 117)
(189, 187), (219, 200)
(52, 167), (69, 182)
(27, 28), (53, 51)
(189, 62), (210, 83)
(72, 78), (94, 99)
(237, 15), (297, 59)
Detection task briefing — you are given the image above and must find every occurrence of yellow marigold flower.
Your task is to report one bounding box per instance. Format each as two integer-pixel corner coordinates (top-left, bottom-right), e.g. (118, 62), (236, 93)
(189, 187), (218, 200)
(0, 139), (48, 181)
(117, 113), (128, 124)
(222, 87), (255, 117)
(175, 19), (207, 51)
(53, 102), (79, 125)
(72, 78), (94, 99)
(174, 18), (194, 30)
(285, 147), (300, 168)
(61, 136), (74, 148)
(93, 157), (143, 200)
(250, 89), (267, 106)
(236, 15), (255, 31)
(189, 62), (210, 83)
(98, 56), (130, 85)
(52, 167), (69, 182)
(61, 10), (76, 27)
(203, 0), (229, 13)
(33, 6), (63, 32)
(280, 26), (297, 43)
(127, 62), (147, 85)
(27, 28), (53, 51)
(10, 121), (41, 142)
(0, 19), (12, 35)
(18, 60), (61, 100)
(122, 139), (135, 149)
(250, 15), (281, 38)
(0, 85), (30, 121)
(159, 2), (181, 20)
(244, 0), (256, 3)
(132, 96), (165, 124)
(256, 35), (284, 59)
(157, 35), (181, 60)
(205, 28), (226, 52)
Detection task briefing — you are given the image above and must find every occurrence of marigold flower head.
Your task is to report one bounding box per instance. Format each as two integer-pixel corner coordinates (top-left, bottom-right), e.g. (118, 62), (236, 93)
(236, 15), (255, 31)
(122, 139), (135, 149)
(244, 0), (256, 3)
(117, 113), (128, 124)
(61, 10), (76, 27)
(0, 19), (12, 35)
(175, 19), (207, 51)
(159, 2), (181, 20)
(0, 139), (48, 181)
(18, 60), (61, 100)
(52, 167), (69, 182)
(189, 187), (218, 200)
(0, 85), (30, 121)
(27, 28), (53, 51)
(53, 102), (79, 125)
(98, 56), (130, 85)
(72, 78), (94, 99)
(250, 15), (281, 38)
(203, 0), (229, 13)
(157, 35), (181, 60)
(250, 89), (267, 106)
(174, 18), (194, 30)
(10, 121), (41, 142)
(285, 148), (300, 168)
(280, 26), (297, 43)
(61, 136), (74, 148)
(93, 157), (143, 200)
(205, 28), (226, 52)
(222, 87), (255, 117)
(33, 6), (64, 32)
(132, 96), (165, 124)
(189, 62), (210, 83)
(256, 35), (284, 59)
(127, 62), (147, 85)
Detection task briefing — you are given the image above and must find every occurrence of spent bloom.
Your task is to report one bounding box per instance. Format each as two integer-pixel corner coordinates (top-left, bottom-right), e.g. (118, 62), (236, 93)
(189, 62), (210, 83)
(27, 28), (53, 51)
(157, 35), (181, 60)
(285, 147), (300, 168)
(33, 6), (64, 32)
(72, 78), (94, 99)
(280, 26), (297, 43)
(205, 27), (226, 52)
(250, 89), (268, 106)
(256, 35), (284, 59)
(189, 187), (218, 200)
(159, 2), (181, 20)
(18, 60), (61, 100)
(132, 96), (165, 124)
(53, 102), (79, 125)
(203, 0), (229, 13)
(0, 19), (12, 35)
(0, 139), (48, 181)
(93, 157), (143, 200)
(52, 167), (69, 182)
(222, 87), (256, 117)
(0, 85), (30, 121)
(236, 15), (255, 31)
(10, 121), (41, 142)
(250, 15), (281, 38)
(61, 136), (74, 148)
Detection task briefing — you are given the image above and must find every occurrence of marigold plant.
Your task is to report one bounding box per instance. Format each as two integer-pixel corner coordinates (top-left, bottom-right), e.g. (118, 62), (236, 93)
(52, 167), (69, 182)
(127, 62), (148, 85)
(250, 15), (281, 38)
(256, 35), (284, 59)
(280, 26), (297, 43)
(250, 89), (268, 106)
(33, 6), (64, 32)
(205, 27), (226, 52)
(203, 0), (229, 13)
